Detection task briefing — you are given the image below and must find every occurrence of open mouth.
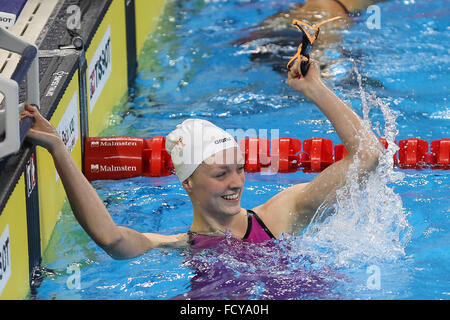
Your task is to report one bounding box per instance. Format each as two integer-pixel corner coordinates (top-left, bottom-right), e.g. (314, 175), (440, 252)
(221, 193), (239, 201)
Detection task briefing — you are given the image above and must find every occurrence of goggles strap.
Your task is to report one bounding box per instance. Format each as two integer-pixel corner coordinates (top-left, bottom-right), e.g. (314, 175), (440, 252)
(287, 44), (303, 70)
(315, 15), (343, 29)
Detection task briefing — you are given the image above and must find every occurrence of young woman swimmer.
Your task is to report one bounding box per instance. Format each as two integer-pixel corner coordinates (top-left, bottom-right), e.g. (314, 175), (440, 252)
(20, 59), (383, 259)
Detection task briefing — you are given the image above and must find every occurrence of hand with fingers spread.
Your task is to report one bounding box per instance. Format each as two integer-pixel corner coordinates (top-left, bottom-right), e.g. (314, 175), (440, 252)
(20, 104), (63, 154)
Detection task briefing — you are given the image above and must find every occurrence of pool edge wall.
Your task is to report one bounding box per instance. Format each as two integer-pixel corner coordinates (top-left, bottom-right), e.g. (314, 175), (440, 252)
(0, 0), (166, 300)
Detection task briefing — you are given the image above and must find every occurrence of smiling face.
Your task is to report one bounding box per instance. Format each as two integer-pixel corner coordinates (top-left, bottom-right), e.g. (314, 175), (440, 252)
(183, 147), (246, 219)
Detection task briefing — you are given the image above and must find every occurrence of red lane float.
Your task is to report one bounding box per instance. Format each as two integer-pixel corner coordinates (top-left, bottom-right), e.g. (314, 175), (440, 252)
(302, 138), (333, 172)
(83, 136), (450, 180)
(270, 137), (302, 172)
(142, 136), (173, 177)
(398, 138), (429, 168)
(84, 137), (145, 181)
(240, 137), (270, 172)
(431, 138), (450, 169)
(334, 144), (348, 163)
(84, 136), (173, 181)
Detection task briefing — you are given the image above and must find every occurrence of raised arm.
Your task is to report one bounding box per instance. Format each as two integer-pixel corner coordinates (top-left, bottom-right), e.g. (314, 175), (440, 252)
(288, 60), (383, 159)
(256, 60), (383, 236)
(20, 105), (187, 259)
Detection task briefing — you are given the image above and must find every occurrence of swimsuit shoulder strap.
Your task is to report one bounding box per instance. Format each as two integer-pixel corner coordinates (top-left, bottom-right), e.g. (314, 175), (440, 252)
(245, 209), (276, 240)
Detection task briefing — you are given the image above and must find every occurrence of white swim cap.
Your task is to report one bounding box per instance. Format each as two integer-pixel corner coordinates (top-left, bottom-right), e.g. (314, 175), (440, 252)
(166, 119), (240, 182)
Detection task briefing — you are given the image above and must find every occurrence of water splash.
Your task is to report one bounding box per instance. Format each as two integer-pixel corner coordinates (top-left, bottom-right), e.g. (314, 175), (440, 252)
(180, 234), (345, 300)
(299, 60), (412, 268)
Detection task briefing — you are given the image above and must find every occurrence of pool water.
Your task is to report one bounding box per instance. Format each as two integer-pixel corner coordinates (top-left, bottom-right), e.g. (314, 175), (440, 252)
(34, 0), (449, 300)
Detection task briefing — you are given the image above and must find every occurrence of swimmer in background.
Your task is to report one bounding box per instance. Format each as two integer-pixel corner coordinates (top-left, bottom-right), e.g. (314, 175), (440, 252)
(232, 0), (386, 77)
(235, 0), (386, 41)
(245, 0), (384, 28)
(20, 58), (384, 259)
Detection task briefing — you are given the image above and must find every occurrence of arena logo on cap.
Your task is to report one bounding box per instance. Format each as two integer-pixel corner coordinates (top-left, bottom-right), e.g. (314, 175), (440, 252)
(214, 137), (232, 144)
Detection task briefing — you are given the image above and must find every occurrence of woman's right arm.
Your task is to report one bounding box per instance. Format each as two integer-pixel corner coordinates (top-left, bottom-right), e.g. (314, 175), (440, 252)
(50, 138), (155, 259)
(21, 105), (187, 259)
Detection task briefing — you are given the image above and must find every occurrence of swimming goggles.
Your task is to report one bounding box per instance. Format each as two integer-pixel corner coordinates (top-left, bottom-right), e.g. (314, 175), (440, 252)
(287, 16), (342, 76)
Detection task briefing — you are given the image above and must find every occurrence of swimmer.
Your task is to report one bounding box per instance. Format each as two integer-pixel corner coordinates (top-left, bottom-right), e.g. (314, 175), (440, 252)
(20, 58), (383, 259)
(232, 0), (386, 79)
(234, 0), (385, 43)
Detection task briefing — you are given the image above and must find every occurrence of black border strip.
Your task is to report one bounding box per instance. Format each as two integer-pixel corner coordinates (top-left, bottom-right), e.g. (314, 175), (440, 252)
(24, 147), (41, 282)
(125, 0), (137, 94)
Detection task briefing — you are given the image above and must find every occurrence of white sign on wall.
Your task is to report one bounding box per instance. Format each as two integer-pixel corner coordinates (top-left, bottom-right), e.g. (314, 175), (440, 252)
(56, 91), (79, 181)
(0, 12), (17, 27)
(0, 225), (11, 296)
(88, 25), (112, 113)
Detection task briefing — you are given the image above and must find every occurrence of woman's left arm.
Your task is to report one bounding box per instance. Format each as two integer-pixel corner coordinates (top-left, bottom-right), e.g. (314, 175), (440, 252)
(256, 60), (383, 235)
